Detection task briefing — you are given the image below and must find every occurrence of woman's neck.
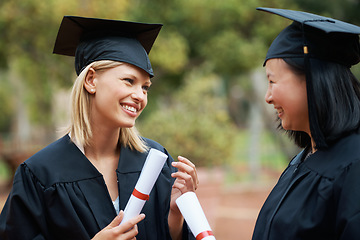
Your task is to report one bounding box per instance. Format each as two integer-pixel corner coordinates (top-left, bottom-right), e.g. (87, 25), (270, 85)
(310, 138), (317, 154)
(84, 127), (121, 202)
(85, 126), (120, 160)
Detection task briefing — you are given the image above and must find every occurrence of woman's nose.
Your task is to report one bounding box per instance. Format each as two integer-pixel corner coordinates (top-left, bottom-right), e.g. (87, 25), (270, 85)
(131, 87), (145, 102)
(265, 88), (272, 104)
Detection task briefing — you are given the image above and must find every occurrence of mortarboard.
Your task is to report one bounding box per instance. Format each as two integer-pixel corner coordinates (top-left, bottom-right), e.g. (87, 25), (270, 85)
(257, 7), (360, 67)
(53, 16), (162, 77)
(257, 7), (360, 149)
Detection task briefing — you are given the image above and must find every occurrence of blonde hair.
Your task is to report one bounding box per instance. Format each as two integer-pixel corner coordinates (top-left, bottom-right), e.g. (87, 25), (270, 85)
(68, 60), (148, 152)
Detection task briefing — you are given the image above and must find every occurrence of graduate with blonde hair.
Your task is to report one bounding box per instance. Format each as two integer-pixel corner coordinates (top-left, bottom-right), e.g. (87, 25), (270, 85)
(0, 16), (199, 240)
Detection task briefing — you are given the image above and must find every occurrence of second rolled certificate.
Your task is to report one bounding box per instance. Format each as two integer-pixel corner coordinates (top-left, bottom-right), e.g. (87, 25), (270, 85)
(120, 148), (168, 224)
(176, 191), (216, 240)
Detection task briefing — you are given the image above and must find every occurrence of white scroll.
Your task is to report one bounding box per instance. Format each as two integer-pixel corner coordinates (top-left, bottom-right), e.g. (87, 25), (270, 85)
(176, 191), (216, 240)
(120, 148), (168, 224)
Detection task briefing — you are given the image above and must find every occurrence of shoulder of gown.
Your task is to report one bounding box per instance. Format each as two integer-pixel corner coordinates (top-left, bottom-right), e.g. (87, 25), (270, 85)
(303, 132), (360, 179)
(20, 135), (101, 188)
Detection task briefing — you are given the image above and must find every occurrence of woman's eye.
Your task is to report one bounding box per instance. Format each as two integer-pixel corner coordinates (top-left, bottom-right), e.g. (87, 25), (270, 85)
(143, 85), (151, 92)
(123, 78), (134, 84)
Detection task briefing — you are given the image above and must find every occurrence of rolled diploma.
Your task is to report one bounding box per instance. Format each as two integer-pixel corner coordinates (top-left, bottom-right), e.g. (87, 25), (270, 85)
(120, 148), (168, 224)
(176, 192), (216, 240)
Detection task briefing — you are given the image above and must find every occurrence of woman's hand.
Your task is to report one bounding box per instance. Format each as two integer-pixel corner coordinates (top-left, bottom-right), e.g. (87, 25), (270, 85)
(92, 211), (145, 240)
(170, 156), (199, 211)
(168, 156), (199, 240)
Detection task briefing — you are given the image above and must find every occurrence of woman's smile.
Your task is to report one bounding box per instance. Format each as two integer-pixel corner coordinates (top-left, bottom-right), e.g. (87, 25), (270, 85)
(121, 103), (139, 116)
(276, 107), (284, 118)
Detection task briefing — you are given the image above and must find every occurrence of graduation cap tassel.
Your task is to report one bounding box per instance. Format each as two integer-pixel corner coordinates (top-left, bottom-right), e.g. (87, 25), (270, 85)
(302, 22), (327, 150)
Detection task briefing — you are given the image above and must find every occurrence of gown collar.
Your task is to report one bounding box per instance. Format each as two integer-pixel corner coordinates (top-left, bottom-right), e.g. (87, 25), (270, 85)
(68, 132), (147, 173)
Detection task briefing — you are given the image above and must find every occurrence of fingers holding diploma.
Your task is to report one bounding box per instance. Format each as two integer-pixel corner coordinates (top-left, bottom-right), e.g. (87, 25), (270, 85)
(171, 156), (199, 193)
(92, 210), (145, 240)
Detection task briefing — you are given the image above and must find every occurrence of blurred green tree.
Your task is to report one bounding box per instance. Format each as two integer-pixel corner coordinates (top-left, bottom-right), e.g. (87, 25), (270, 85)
(138, 66), (237, 167)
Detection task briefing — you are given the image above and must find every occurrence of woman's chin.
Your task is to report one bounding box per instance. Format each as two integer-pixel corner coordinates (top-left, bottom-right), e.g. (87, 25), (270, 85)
(280, 122), (290, 131)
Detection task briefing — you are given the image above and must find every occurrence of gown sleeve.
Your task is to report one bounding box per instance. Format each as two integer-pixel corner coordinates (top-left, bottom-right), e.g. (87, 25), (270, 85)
(336, 160), (360, 239)
(0, 163), (49, 240)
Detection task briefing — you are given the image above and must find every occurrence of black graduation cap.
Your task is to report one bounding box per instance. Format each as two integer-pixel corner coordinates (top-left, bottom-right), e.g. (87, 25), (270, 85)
(257, 7), (360, 149)
(257, 7), (360, 67)
(53, 16), (163, 77)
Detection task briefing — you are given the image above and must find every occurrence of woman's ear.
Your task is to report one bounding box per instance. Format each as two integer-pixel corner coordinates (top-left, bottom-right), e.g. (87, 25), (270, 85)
(84, 67), (97, 94)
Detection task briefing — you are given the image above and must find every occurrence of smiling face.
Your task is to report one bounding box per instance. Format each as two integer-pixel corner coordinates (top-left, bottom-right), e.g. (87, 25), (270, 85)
(265, 58), (310, 135)
(85, 63), (151, 130)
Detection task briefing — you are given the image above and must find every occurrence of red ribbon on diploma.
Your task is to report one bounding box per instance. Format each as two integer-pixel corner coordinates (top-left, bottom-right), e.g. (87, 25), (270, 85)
(196, 230), (214, 240)
(132, 188), (150, 201)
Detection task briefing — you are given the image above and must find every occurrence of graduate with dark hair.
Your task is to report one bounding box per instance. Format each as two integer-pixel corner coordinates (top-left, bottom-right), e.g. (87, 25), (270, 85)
(0, 16), (198, 240)
(253, 8), (360, 240)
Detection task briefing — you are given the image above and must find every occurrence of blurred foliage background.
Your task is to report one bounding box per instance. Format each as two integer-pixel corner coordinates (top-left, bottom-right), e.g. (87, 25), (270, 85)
(0, 0), (359, 183)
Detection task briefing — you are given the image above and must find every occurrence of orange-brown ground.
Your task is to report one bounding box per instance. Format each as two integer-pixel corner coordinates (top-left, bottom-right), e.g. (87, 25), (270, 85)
(195, 168), (277, 240)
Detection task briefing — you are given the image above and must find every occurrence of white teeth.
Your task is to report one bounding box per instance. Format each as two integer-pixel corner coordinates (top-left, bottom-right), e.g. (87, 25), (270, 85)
(123, 105), (137, 113)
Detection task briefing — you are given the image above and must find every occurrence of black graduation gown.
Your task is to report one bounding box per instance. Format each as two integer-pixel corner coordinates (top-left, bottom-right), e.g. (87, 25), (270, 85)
(0, 135), (194, 240)
(252, 133), (360, 240)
